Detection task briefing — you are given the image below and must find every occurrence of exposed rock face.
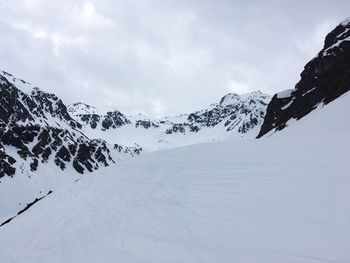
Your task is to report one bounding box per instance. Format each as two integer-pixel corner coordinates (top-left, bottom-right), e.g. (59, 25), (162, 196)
(0, 71), (140, 177)
(0, 143), (16, 177)
(101, 110), (131, 130)
(0, 72), (80, 129)
(68, 102), (131, 130)
(257, 18), (350, 138)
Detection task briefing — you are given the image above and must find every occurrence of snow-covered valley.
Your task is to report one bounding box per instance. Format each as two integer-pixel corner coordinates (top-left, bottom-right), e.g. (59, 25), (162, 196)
(0, 92), (349, 263)
(0, 69), (270, 217)
(1, 15), (350, 263)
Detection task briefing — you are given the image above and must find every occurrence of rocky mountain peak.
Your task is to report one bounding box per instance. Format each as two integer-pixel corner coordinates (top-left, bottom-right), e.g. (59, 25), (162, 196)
(219, 91), (268, 106)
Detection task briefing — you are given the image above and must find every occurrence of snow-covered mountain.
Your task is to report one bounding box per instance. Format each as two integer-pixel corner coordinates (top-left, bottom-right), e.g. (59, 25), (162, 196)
(1, 84), (349, 263)
(0, 68), (271, 178)
(0, 15), (349, 263)
(0, 71), (142, 215)
(0, 70), (270, 216)
(258, 17), (350, 137)
(0, 71), (141, 177)
(68, 91), (270, 151)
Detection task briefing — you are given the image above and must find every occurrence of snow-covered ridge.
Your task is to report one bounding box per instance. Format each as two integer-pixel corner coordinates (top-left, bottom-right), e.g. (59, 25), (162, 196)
(219, 90), (268, 106)
(1, 70), (34, 95)
(67, 91), (271, 151)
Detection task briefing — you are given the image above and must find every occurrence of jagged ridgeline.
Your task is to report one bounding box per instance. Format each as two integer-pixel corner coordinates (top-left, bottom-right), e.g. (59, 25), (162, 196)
(0, 72), (141, 177)
(67, 91), (270, 137)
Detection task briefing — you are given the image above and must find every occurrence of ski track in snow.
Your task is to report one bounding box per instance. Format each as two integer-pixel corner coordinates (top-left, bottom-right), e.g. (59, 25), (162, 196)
(0, 94), (349, 262)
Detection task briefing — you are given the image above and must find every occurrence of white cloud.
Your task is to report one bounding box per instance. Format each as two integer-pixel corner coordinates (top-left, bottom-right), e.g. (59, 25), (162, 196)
(77, 2), (115, 28)
(33, 29), (48, 39)
(151, 101), (168, 118)
(82, 2), (96, 17)
(228, 80), (252, 94)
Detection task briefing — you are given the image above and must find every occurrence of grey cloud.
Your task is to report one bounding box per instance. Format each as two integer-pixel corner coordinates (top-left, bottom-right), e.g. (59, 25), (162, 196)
(0, 0), (349, 116)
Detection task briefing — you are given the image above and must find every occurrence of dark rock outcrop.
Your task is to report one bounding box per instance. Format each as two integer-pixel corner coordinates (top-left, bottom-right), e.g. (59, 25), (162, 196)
(258, 18), (350, 138)
(0, 143), (16, 178)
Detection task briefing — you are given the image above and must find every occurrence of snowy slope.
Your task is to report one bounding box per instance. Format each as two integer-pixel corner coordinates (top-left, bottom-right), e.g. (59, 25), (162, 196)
(0, 93), (349, 263)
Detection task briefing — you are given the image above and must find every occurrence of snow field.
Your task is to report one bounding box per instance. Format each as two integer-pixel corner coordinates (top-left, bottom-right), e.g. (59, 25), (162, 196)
(0, 94), (349, 262)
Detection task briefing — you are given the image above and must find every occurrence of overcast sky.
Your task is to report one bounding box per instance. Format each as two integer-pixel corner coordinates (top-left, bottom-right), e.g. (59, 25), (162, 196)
(0, 0), (348, 117)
